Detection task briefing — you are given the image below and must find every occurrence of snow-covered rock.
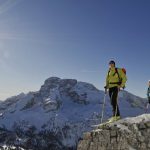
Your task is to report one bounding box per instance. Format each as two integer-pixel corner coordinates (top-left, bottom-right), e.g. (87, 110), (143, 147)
(0, 77), (148, 150)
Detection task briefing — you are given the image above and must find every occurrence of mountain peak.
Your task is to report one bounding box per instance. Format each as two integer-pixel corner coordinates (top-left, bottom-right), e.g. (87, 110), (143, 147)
(44, 77), (61, 84)
(41, 77), (61, 89)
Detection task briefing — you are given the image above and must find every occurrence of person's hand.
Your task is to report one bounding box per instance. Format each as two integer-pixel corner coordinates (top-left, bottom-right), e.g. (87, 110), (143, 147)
(104, 86), (107, 89)
(118, 85), (121, 89)
(104, 86), (108, 94)
(118, 85), (122, 91)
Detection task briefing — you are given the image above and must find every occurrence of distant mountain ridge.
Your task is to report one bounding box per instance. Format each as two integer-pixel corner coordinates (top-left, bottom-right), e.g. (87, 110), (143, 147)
(0, 77), (148, 150)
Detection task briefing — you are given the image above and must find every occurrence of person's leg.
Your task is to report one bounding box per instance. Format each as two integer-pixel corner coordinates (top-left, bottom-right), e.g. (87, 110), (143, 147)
(109, 88), (113, 105)
(111, 87), (120, 117)
(149, 97), (150, 104)
(109, 88), (114, 119)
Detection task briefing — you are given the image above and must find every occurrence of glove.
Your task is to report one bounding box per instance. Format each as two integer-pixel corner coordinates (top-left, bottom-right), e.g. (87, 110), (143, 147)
(104, 86), (108, 89)
(104, 86), (108, 94)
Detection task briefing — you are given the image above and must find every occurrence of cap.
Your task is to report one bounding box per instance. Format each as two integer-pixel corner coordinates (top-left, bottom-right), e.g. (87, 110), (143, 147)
(109, 60), (116, 65)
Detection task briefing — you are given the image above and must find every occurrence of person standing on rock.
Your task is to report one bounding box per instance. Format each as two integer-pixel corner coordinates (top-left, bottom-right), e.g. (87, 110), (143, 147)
(146, 81), (150, 113)
(147, 80), (150, 104)
(105, 60), (127, 122)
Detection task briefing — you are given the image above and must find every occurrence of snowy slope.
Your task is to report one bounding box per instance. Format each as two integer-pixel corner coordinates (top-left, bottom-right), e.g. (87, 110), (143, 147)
(0, 77), (148, 149)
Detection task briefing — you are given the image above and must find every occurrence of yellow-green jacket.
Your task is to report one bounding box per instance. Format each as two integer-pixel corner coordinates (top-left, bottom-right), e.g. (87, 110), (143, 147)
(106, 68), (127, 89)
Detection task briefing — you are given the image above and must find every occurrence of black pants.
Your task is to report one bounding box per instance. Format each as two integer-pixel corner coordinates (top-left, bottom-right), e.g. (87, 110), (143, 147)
(148, 97), (150, 104)
(109, 87), (120, 117)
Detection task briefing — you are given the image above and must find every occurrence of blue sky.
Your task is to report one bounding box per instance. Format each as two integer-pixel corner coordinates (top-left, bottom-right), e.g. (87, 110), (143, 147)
(0, 0), (150, 100)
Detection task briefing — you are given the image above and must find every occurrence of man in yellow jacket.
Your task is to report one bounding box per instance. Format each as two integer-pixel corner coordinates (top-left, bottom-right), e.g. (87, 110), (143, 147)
(105, 60), (127, 122)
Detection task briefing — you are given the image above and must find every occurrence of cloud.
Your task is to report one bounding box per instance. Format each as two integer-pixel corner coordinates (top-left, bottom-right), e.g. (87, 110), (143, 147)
(3, 51), (10, 59)
(0, 50), (11, 71)
(0, 50), (10, 59)
(0, 32), (51, 45)
(0, 0), (23, 15)
(0, 32), (26, 40)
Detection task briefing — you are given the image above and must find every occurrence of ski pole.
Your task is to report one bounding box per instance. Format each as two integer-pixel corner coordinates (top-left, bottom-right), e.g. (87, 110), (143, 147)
(101, 88), (107, 124)
(145, 103), (149, 113)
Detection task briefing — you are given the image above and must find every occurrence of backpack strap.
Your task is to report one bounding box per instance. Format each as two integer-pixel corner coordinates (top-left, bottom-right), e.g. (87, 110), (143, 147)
(113, 68), (122, 84)
(107, 69), (111, 79)
(108, 68), (122, 82)
(107, 68), (120, 78)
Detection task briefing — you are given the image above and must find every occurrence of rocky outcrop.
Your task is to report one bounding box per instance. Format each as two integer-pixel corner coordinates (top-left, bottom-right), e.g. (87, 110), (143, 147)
(77, 114), (150, 150)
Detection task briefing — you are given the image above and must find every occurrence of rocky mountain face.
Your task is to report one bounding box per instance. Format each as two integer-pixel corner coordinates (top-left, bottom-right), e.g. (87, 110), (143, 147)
(78, 114), (150, 150)
(0, 77), (148, 150)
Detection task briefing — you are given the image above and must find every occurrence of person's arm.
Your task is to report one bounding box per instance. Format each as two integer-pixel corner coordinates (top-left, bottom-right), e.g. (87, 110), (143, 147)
(105, 72), (109, 89)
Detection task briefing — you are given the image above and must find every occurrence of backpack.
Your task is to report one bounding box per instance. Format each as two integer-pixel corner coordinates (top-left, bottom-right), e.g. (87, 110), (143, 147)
(122, 68), (126, 75)
(108, 68), (127, 88)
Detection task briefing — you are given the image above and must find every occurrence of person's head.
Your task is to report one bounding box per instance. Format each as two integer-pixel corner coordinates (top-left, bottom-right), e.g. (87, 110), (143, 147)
(109, 60), (116, 69)
(148, 80), (150, 86)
